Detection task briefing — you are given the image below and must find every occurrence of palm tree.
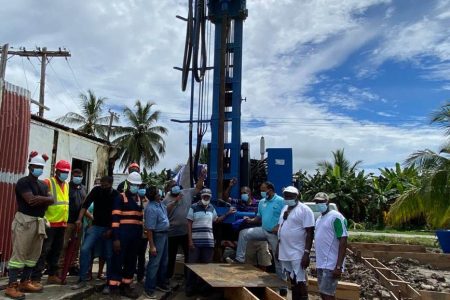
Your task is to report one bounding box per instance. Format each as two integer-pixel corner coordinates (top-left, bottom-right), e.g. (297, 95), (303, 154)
(56, 90), (115, 139)
(112, 100), (168, 171)
(387, 102), (450, 229)
(318, 148), (362, 176)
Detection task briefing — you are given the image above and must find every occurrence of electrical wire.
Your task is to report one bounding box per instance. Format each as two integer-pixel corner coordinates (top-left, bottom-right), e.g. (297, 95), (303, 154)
(47, 59), (80, 108)
(65, 58), (84, 93)
(20, 57), (29, 90)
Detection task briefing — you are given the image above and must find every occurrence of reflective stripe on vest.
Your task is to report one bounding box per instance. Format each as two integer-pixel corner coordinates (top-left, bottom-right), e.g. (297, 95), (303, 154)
(45, 177), (69, 224)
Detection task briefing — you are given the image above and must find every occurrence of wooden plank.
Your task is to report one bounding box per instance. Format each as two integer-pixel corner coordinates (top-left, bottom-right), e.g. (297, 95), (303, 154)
(349, 242), (426, 253)
(308, 277), (360, 300)
(420, 290), (450, 300)
(224, 287), (259, 300)
(186, 263), (285, 288)
(264, 287), (284, 300)
(372, 251), (450, 270)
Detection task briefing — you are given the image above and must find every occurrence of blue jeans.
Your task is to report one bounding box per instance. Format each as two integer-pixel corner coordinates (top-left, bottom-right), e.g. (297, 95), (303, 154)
(79, 226), (112, 282)
(144, 232), (168, 293)
(235, 227), (287, 285)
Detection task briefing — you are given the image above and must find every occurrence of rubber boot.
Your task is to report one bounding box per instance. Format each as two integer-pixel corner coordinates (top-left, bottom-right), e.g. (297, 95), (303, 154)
(5, 282), (26, 300)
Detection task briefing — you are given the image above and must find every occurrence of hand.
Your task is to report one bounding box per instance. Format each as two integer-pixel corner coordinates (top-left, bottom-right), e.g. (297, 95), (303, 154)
(199, 168), (207, 180)
(333, 266), (342, 278)
(229, 177), (237, 187)
(301, 253), (310, 269)
(228, 207), (237, 215)
(113, 240), (121, 254)
(75, 220), (82, 232)
(189, 240), (195, 249)
(243, 216), (251, 223)
(103, 229), (112, 239)
(149, 246), (157, 256)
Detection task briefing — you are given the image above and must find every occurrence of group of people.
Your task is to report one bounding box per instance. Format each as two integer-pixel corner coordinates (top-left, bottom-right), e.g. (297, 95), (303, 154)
(5, 150), (348, 300)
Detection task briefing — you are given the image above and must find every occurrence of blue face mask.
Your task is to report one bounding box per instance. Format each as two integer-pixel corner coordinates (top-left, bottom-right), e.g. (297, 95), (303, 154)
(31, 168), (43, 178)
(58, 172), (69, 181)
(158, 189), (163, 197)
(241, 194), (249, 201)
(317, 203), (328, 213)
(285, 199), (297, 207)
(72, 176), (83, 185)
(138, 189), (146, 197)
(129, 185), (139, 194)
(260, 191), (267, 198)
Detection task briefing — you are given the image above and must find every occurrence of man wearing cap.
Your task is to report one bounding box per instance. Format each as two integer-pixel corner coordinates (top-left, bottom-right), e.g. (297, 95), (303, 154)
(185, 189), (236, 296)
(278, 186), (315, 300)
(108, 172), (144, 298)
(314, 192), (348, 300)
(117, 163), (140, 193)
(227, 181), (288, 295)
(163, 170), (206, 280)
(31, 159), (71, 285)
(5, 152), (53, 299)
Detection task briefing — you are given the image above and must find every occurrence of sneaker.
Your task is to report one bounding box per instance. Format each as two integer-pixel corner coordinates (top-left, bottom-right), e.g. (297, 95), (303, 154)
(279, 288), (288, 296)
(225, 257), (243, 264)
(5, 282), (25, 300)
(120, 285), (139, 299)
(156, 285), (170, 292)
(18, 280), (43, 293)
(101, 285), (110, 295)
(143, 290), (157, 299)
(71, 281), (87, 290)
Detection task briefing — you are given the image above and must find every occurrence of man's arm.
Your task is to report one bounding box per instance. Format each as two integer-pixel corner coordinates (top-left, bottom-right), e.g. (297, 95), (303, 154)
(333, 217), (348, 278)
(194, 169), (207, 193)
(215, 207), (236, 223)
(223, 178), (236, 202)
(147, 229), (156, 256)
(187, 219), (194, 249)
(21, 191), (54, 207)
(301, 227), (314, 269)
(245, 215), (261, 225)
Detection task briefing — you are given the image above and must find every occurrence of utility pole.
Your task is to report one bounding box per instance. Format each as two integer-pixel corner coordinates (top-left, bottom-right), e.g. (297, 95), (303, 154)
(6, 47), (71, 117)
(0, 44), (9, 80)
(107, 109), (119, 141)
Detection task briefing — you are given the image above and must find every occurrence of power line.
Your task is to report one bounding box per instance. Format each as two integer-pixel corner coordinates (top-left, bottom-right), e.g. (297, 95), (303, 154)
(65, 58), (84, 93)
(47, 59), (80, 108)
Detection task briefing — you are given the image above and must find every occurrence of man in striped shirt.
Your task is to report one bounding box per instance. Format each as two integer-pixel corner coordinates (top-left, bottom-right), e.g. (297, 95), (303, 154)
(185, 188), (236, 297)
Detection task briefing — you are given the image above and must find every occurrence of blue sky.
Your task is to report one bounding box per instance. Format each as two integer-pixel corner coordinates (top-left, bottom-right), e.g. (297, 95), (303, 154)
(1, 0), (449, 174)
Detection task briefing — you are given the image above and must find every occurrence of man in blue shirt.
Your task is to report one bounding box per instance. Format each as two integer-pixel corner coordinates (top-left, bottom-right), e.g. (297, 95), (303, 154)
(144, 186), (170, 299)
(227, 181), (287, 295)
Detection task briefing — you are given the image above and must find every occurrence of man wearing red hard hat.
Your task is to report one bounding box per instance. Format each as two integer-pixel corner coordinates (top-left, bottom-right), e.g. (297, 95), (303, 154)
(31, 159), (71, 285)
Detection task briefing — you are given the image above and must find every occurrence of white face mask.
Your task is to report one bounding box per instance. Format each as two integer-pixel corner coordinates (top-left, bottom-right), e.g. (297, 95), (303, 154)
(201, 199), (210, 206)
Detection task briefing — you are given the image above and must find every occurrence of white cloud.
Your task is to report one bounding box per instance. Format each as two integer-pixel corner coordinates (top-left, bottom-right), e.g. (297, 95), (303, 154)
(0, 0), (445, 177)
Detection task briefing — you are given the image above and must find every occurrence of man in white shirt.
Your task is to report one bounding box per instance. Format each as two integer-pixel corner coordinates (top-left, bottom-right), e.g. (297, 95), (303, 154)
(278, 186), (315, 300)
(314, 192), (348, 300)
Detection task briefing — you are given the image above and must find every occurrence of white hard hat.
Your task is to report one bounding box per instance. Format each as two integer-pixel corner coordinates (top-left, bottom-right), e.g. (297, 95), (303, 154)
(314, 192), (329, 201)
(127, 172), (142, 185)
(283, 186), (299, 195)
(29, 155), (46, 166)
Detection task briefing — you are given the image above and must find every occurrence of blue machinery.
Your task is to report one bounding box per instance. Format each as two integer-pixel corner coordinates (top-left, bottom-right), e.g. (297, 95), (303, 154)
(178, 0), (248, 201)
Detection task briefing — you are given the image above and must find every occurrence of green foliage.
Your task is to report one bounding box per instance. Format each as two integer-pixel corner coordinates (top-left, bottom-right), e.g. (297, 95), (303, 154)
(111, 100), (168, 171)
(56, 90), (116, 139)
(387, 102), (450, 229)
(141, 168), (169, 188)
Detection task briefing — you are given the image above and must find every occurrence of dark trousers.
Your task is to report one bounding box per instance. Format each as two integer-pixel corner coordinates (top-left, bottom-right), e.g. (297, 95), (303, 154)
(186, 246), (214, 293)
(32, 227), (65, 280)
(136, 238), (148, 281)
(109, 228), (141, 286)
(167, 234), (189, 278)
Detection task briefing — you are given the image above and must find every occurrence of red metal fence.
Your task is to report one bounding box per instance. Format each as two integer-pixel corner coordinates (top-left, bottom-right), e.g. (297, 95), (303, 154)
(0, 80), (31, 275)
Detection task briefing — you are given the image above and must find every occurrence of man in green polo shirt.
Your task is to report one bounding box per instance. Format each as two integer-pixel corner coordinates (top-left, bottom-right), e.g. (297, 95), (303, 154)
(226, 181), (287, 296)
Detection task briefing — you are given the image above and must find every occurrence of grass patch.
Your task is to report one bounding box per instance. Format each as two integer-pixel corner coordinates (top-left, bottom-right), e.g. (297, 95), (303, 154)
(348, 234), (438, 248)
(350, 229), (434, 236)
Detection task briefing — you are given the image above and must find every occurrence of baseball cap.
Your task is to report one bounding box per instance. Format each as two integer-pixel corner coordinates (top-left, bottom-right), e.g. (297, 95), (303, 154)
(171, 186), (181, 195)
(283, 186), (299, 195)
(200, 188), (212, 196)
(314, 192), (329, 201)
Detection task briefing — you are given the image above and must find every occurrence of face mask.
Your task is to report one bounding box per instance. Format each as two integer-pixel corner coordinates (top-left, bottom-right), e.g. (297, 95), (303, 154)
(241, 193), (249, 202)
(58, 172), (69, 181)
(201, 199), (210, 206)
(129, 185), (139, 194)
(72, 176), (83, 185)
(260, 191), (267, 198)
(158, 190), (163, 197)
(138, 189), (146, 197)
(317, 203), (328, 213)
(31, 168), (43, 178)
(285, 199), (297, 207)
